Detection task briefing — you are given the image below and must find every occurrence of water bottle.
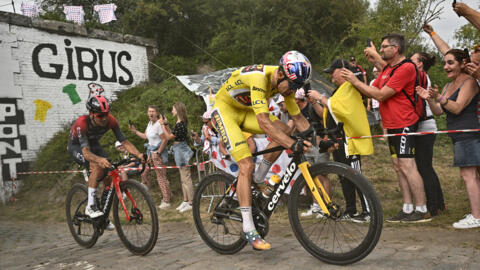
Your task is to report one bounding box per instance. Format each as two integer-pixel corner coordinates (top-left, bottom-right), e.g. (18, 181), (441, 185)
(262, 175), (281, 199)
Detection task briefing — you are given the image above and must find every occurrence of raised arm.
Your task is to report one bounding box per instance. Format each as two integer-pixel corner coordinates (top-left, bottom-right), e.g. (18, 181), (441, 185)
(454, 3), (480, 31)
(422, 23), (451, 55)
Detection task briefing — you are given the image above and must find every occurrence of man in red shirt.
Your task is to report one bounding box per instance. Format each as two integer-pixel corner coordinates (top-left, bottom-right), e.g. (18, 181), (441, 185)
(340, 33), (431, 223)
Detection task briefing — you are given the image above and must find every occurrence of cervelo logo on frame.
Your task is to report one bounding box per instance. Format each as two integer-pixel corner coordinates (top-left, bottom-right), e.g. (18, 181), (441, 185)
(267, 162), (297, 211)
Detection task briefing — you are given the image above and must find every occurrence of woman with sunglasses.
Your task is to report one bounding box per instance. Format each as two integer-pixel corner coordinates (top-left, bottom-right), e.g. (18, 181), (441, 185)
(417, 49), (480, 229)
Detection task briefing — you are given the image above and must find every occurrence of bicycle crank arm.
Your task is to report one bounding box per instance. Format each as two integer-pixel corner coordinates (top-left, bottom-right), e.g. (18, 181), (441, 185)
(212, 210), (242, 222)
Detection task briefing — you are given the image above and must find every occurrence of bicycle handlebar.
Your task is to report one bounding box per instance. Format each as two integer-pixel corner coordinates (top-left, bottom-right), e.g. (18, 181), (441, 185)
(251, 122), (346, 157)
(109, 153), (147, 175)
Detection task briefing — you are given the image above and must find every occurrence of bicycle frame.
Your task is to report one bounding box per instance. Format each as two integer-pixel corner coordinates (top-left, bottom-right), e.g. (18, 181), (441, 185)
(106, 169), (138, 222)
(261, 153), (333, 218)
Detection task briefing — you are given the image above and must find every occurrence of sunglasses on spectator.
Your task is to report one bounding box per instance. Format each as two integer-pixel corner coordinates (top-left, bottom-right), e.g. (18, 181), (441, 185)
(380, 44), (396, 49)
(95, 112), (109, 119)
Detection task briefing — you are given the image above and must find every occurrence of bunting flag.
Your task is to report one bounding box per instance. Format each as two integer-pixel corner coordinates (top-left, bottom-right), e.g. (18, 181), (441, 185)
(94, 3), (117, 24)
(63, 6), (85, 24)
(20, 2), (39, 17)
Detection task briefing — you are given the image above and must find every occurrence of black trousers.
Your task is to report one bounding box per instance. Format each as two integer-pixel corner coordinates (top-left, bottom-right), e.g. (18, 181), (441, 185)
(332, 149), (367, 215)
(415, 134), (445, 215)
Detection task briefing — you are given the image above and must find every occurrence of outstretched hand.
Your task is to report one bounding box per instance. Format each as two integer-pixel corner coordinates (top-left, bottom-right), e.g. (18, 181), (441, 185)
(340, 68), (358, 83)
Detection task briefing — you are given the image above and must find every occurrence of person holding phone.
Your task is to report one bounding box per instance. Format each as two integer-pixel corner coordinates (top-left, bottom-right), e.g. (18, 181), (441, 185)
(130, 105), (172, 209)
(416, 49), (480, 229)
(160, 102), (195, 213)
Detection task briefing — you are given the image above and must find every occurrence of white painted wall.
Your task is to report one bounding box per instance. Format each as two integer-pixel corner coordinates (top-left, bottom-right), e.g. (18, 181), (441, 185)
(0, 21), (150, 185)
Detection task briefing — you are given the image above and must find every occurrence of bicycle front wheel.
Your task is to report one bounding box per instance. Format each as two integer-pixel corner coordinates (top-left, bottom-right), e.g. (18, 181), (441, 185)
(193, 173), (247, 254)
(113, 180), (158, 255)
(288, 161), (383, 265)
(66, 183), (99, 248)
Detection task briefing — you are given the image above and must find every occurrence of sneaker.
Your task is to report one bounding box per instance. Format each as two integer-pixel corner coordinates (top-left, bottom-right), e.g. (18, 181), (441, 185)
(85, 204), (104, 218)
(158, 201), (171, 209)
(401, 211), (432, 223)
(176, 201), (188, 211)
(244, 230), (271, 251)
(301, 204), (321, 217)
(386, 210), (411, 223)
(352, 212), (370, 223)
(106, 220), (115, 231)
(453, 214), (480, 229)
(340, 212), (355, 221)
(179, 203), (192, 213)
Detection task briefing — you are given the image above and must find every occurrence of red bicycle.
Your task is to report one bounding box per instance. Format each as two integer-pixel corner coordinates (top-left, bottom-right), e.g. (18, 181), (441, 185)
(66, 156), (158, 255)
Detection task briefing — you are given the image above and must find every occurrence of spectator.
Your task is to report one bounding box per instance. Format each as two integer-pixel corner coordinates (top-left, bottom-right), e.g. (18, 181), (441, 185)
(130, 106), (171, 209)
(423, 24), (480, 125)
(115, 141), (138, 181)
(343, 33), (431, 223)
(349, 56), (367, 84)
(308, 59), (374, 222)
(367, 67), (386, 140)
(160, 102), (194, 213)
(417, 49), (480, 229)
(275, 95), (294, 128)
(411, 52), (446, 216)
(295, 88), (330, 218)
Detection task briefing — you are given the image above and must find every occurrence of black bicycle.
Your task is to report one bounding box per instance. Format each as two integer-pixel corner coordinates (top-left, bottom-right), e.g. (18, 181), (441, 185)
(66, 156), (159, 255)
(193, 136), (383, 265)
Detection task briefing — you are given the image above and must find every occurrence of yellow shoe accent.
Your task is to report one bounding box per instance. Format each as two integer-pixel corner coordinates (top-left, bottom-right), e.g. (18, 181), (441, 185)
(245, 230), (271, 250)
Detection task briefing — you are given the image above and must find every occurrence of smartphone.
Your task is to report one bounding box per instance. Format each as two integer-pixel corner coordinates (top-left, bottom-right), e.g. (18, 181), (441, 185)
(128, 120), (133, 126)
(367, 38), (372, 47)
(464, 48), (471, 63)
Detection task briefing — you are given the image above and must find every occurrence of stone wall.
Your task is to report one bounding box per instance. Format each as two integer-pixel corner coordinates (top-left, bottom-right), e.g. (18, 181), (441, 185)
(0, 11), (156, 199)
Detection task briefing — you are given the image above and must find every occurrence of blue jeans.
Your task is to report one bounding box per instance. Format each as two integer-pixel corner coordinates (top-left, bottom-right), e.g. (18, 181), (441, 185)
(171, 141), (193, 166)
(144, 142), (168, 163)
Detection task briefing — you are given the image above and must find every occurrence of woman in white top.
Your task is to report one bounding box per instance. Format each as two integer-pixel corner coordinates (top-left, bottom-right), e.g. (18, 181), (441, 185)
(130, 105), (171, 209)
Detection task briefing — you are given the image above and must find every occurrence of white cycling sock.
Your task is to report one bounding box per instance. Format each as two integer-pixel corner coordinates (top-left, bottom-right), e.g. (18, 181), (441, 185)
(240, 206), (256, 232)
(403, 203), (414, 214)
(416, 205), (427, 213)
(254, 159), (272, 184)
(88, 187), (97, 208)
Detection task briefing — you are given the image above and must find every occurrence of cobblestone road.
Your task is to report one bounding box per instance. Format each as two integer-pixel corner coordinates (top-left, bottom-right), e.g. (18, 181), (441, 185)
(1, 220), (479, 270)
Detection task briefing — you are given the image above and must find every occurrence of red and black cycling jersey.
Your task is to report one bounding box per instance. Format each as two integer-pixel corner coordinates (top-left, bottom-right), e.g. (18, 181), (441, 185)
(69, 114), (126, 149)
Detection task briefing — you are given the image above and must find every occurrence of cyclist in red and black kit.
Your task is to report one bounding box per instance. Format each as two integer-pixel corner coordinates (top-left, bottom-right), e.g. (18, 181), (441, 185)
(68, 95), (144, 219)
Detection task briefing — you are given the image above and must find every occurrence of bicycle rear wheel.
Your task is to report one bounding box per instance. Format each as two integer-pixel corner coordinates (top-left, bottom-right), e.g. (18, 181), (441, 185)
(66, 183), (99, 248)
(193, 173), (247, 254)
(113, 180), (158, 255)
(288, 161), (383, 265)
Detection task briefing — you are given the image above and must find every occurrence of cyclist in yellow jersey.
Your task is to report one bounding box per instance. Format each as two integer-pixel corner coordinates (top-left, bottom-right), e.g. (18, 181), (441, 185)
(211, 51), (312, 250)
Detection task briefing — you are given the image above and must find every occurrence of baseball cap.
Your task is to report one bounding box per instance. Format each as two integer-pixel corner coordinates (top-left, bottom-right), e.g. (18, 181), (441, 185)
(350, 56), (356, 61)
(295, 88), (306, 100)
(115, 141), (122, 148)
(276, 95), (285, 104)
(324, 59), (349, 73)
(202, 110), (212, 120)
(372, 67), (378, 72)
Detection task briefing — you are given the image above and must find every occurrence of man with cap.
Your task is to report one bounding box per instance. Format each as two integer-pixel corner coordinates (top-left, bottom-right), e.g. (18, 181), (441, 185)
(308, 58), (374, 222)
(349, 56), (367, 84)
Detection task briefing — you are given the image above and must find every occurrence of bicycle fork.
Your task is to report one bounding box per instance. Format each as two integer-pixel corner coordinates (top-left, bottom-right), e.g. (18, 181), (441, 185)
(298, 162), (336, 217)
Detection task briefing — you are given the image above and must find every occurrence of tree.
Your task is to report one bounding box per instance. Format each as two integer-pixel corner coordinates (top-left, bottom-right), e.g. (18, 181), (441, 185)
(455, 24), (480, 49)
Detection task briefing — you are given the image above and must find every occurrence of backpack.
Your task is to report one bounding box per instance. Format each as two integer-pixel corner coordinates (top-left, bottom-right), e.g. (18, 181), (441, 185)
(385, 59), (427, 121)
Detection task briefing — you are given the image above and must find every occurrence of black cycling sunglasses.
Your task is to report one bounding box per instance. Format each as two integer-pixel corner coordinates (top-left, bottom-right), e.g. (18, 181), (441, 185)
(278, 76), (304, 91)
